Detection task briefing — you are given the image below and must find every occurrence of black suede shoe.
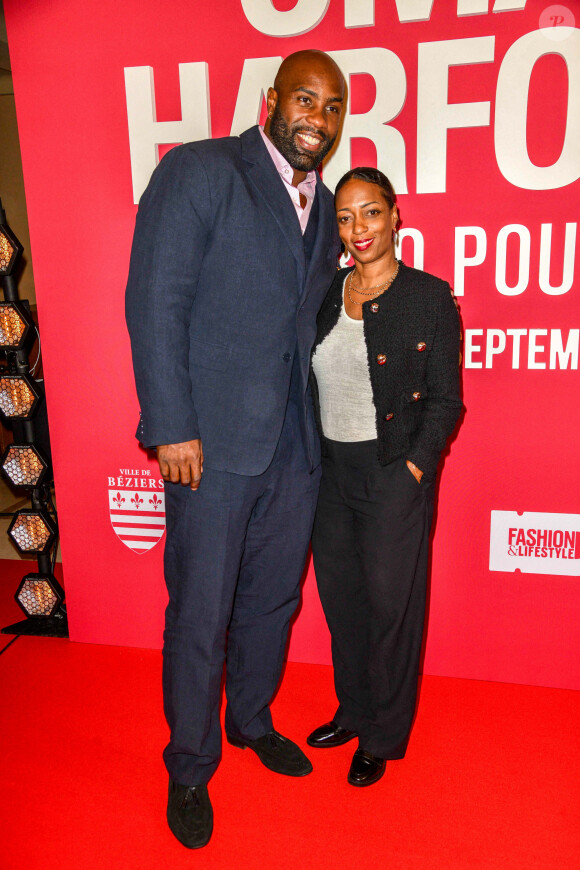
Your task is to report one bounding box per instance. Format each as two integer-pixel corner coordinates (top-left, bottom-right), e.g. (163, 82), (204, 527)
(226, 729), (313, 776)
(166, 779), (213, 849)
(347, 749), (386, 787)
(307, 720), (358, 748)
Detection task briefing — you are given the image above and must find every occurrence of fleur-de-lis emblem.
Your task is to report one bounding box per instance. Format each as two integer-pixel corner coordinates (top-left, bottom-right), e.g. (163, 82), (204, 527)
(113, 492), (125, 509)
(149, 493), (162, 510)
(131, 493), (144, 509)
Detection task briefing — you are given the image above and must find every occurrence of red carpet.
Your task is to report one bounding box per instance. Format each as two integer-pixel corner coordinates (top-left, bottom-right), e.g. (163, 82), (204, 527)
(1, 560), (578, 869)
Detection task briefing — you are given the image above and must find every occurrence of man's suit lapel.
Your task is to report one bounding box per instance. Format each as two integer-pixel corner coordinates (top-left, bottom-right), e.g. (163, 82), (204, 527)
(301, 175), (336, 301)
(240, 127), (306, 287)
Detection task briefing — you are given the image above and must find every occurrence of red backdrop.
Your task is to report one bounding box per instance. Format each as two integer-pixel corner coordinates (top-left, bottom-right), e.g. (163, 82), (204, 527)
(5, 0), (579, 689)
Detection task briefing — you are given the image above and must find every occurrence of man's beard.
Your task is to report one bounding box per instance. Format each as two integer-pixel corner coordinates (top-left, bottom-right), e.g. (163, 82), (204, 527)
(268, 106), (335, 172)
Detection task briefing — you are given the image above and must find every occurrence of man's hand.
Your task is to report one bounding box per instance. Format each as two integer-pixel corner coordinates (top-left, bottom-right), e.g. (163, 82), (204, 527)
(157, 440), (203, 490)
(406, 459), (423, 484)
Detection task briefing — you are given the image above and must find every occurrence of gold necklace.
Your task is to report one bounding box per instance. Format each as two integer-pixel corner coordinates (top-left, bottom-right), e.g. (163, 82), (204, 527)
(347, 262), (400, 305)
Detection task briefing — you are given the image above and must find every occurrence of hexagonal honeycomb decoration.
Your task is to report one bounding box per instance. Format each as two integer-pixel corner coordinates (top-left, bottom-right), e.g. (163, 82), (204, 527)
(0, 232), (14, 271)
(16, 573), (63, 618)
(0, 303), (34, 349)
(0, 374), (41, 420)
(0, 224), (23, 276)
(1, 444), (48, 489)
(8, 510), (56, 555)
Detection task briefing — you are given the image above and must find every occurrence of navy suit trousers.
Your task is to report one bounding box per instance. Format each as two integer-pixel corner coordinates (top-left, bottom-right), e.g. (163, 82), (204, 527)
(162, 394), (321, 787)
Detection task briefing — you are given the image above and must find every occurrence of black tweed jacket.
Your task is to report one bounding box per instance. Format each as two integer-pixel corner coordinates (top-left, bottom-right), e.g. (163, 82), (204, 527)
(310, 262), (463, 480)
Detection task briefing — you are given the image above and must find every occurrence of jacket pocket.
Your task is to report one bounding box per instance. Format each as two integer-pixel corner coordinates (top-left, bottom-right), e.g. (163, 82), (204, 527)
(189, 337), (232, 371)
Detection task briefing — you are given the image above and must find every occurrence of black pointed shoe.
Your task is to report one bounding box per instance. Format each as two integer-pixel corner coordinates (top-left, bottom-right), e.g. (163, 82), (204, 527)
(226, 729), (313, 776)
(347, 749), (386, 787)
(307, 720), (358, 748)
(167, 779), (213, 849)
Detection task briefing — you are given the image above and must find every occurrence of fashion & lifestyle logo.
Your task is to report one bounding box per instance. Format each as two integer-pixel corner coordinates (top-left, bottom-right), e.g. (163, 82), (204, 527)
(490, 510), (580, 576)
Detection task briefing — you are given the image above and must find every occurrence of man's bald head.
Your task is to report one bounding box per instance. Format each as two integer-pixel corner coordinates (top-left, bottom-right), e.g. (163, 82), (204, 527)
(273, 50), (344, 97)
(264, 51), (345, 179)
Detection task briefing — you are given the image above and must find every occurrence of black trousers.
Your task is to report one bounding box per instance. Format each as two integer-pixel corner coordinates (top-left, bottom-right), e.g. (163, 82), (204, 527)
(162, 398), (320, 787)
(312, 439), (435, 759)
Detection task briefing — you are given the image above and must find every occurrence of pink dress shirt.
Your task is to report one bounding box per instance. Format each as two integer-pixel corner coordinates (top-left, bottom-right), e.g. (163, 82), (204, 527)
(259, 127), (317, 235)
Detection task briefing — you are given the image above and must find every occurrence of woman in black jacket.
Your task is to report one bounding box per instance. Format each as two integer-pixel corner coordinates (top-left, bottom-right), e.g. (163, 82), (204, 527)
(307, 167), (462, 786)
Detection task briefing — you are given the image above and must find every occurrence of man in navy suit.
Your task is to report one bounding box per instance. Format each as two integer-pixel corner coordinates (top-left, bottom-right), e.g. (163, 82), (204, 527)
(126, 50), (345, 848)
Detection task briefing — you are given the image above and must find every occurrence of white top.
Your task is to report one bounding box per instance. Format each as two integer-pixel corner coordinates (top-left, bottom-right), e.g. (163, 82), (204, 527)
(312, 278), (377, 442)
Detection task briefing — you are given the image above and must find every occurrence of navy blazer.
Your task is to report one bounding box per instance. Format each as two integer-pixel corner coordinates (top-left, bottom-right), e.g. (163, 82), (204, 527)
(125, 126), (340, 475)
